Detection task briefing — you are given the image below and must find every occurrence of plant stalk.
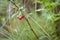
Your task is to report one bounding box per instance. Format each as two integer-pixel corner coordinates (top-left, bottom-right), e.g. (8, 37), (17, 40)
(10, 0), (39, 40)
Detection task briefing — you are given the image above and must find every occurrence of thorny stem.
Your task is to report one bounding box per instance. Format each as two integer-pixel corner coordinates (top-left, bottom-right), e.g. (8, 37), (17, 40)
(10, 0), (39, 40)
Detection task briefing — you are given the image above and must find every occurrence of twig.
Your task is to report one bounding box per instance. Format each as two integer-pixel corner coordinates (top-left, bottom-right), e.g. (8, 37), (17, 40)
(10, 0), (19, 9)
(25, 17), (39, 40)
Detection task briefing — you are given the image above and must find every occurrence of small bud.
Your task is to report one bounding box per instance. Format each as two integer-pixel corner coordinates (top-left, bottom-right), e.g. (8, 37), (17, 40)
(19, 15), (25, 20)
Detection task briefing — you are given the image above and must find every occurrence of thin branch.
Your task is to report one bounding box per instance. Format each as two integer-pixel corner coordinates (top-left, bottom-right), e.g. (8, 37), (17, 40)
(25, 17), (39, 40)
(10, 0), (19, 9)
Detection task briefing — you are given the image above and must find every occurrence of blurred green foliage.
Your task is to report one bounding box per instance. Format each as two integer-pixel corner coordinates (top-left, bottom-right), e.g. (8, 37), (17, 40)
(0, 0), (60, 40)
